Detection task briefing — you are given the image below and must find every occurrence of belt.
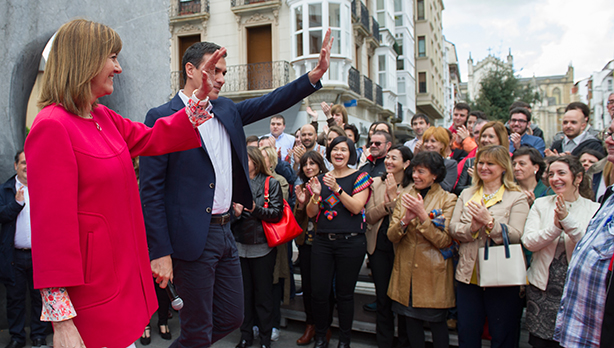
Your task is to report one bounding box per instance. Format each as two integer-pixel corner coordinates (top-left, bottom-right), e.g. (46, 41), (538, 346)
(320, 233), (359, 241)
(14, 248), (31, 252)
(210, 212), (231, 225)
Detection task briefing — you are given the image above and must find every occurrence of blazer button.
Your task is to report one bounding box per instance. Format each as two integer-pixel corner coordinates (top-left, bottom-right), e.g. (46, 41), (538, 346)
(414, 264), (418, 268)
(210, 183), (215, 189)
(206, 207), (212, 213)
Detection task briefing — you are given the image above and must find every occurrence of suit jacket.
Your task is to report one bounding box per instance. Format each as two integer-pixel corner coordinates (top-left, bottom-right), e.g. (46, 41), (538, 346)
(0, 175), (23, 285)
(140, 73), (321, 262)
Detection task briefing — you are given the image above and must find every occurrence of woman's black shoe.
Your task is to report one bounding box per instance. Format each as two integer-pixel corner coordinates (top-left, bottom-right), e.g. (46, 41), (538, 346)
(337, 342), (350, 348)
(158, 323), (172, 340)
(313, 336), (329, 348)
(140, 324), (151, 346)
(236, 339), (253, 348)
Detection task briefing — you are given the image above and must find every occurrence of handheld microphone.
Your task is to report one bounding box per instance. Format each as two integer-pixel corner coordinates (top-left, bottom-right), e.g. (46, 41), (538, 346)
(165, 282), (184, 310)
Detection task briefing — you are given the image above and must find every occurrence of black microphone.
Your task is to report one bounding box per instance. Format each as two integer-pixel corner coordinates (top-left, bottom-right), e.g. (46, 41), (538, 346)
(165, 282), (184, 310)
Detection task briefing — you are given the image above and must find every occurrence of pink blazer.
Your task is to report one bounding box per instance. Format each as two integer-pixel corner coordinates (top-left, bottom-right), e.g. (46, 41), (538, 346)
(25, 103), (200, 348)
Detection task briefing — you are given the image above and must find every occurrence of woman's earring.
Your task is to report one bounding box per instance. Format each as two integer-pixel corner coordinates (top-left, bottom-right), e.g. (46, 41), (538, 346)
(533, 171), (537, 174)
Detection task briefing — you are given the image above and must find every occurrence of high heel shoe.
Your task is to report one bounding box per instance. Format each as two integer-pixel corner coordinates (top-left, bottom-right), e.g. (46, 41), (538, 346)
(140, 324), (151, 345)
(159, 323), (172, 340)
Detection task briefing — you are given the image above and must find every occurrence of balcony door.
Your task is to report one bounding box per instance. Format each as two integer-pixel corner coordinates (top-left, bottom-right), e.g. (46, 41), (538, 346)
(247, 25), (272, 90)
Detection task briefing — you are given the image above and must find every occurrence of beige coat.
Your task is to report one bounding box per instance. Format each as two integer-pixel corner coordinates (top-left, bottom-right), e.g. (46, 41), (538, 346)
(365, 177), (412, 255)
(449, 187), (529, 284)
(386, 183), (457, 308)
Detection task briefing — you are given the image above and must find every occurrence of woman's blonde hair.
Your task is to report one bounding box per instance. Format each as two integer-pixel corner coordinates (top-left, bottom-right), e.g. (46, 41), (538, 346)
(421, 126), (450, 157)
(478, 121), (510, 149)
(260, 146), (278, 171)
(472, 145), (520, 191)
(38, 19), (123, 116)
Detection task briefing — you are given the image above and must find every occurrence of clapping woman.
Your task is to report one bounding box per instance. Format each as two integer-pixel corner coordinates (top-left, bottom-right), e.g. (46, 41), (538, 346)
(306, 136), (373, 348)
(231, 147), (284, 348)
(449, 145), (530, 348)
(365, 144), (413, 347)
(387, 151), (457, 348)
(25, 19), (221, 347)
(521, 156), (599, 347)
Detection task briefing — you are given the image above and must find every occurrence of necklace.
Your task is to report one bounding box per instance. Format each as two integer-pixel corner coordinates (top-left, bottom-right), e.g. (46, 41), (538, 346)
(482, 187), (501, 202)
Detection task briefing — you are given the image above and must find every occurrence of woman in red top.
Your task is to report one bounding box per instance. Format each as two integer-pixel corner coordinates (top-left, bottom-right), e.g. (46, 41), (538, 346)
(25, 19), (223, 348)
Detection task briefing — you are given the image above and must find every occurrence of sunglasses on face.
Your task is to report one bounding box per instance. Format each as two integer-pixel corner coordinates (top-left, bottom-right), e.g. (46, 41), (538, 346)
(369, 141), (383, 147)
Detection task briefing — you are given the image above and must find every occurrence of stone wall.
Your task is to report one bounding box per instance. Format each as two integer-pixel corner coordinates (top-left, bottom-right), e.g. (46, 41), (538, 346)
(0, 0), (172, 181)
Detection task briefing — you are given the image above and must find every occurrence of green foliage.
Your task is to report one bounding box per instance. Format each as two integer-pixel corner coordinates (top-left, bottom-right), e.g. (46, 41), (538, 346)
(472, 63), (540, 122)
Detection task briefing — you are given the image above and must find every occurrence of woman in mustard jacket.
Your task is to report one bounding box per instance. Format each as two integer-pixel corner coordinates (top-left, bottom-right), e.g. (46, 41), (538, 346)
(387, 152), (457, 348)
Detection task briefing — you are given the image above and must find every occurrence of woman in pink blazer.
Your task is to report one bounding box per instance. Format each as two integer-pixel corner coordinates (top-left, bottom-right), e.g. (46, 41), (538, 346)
(24, 19), (224, 348)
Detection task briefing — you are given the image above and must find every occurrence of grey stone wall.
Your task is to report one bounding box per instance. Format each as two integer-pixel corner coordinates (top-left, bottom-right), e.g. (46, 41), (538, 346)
(0, 0), (173, 181)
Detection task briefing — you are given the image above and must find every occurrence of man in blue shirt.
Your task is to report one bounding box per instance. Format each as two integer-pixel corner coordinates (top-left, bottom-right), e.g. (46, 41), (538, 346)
(508, 107), (546, 156)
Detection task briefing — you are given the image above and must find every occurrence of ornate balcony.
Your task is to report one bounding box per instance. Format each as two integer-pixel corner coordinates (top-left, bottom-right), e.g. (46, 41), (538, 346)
(170, 0), (210, 22)
(348, 67), (361, 95)
(376, 84), (383, 106)
(363, 75), (373, 102)
(231, 0), (281, 16)
(221, 61), (291, 93)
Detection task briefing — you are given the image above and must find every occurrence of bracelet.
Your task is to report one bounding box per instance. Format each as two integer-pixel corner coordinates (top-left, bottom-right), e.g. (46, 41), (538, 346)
(309, 195), (321, 206)
(335, 186), (343, 195)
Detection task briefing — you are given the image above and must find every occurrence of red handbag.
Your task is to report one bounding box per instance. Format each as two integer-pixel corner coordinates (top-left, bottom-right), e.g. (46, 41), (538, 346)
(262, 176), (303, 247)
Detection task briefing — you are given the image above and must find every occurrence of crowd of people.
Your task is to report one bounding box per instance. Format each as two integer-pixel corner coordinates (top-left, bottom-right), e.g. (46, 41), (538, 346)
(2, 17), (614, 348)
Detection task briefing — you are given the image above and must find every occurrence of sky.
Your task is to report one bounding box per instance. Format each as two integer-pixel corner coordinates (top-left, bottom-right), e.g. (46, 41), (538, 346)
(442, 0), (614, 83)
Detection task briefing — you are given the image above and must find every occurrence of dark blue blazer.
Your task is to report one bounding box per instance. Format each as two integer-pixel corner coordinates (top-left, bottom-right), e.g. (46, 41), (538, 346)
(0, 175), (24, 285)
(140, 73), (321, 261)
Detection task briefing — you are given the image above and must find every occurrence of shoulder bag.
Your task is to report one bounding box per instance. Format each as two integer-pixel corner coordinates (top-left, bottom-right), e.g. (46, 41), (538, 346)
(262, 176), (303, 247)
(478, 223), (527, 287)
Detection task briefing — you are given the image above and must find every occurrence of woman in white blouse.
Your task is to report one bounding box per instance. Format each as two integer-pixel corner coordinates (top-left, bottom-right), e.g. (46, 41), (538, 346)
(521, 156), (599, 347)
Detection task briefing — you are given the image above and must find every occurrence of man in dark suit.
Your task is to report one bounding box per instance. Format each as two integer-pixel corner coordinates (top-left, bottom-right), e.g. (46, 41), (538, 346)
(0, 151), (48, 348)
(140, 30), (332, 348)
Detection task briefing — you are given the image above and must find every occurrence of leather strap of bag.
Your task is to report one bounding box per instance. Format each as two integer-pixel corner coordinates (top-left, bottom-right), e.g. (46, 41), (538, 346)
(264, 176), (271, 208)
(484, 223), (511, 260)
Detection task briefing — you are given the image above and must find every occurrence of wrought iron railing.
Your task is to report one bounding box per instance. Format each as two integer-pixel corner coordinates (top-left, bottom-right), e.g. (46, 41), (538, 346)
(348, 67), (361, 95)
(363, 75), (373, 101)
(171, 0), (209, 16)
(221, 61), (291, 92)
(397, 102), (403, 119)
(375, 84), (383, 106)
(372, 17), (380, 42)
(360, 2), (370, 32)
(231, 0), (277, 6)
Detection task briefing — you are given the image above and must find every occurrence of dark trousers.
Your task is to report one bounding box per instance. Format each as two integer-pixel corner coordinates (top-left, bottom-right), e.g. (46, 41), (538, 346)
(153, 279), (171, 325)
(602, 270), (613, 348)
(368, 246), (395, 348)
(312, 234), (366, 344)
(5, 249), (47, 342)
(239, 248), (277, 346)
(298, 243), (335, 326)
(456, 282), (523, 348)
(171, 223), (243, 348)
(402, 315), (449, 348)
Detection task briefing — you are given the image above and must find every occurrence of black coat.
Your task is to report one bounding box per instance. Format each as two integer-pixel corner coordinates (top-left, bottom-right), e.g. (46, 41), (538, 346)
(0, 176), (24, 285)
(550, 136), (605, 157)
(232, 173), (284, 245)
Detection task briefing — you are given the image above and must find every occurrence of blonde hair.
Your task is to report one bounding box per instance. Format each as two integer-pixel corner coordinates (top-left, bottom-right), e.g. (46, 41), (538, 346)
(38, 19), (123, 116)
(260, 146), (278, 171)
(422, 126), (450, 157)
(472, 145), (520, 191)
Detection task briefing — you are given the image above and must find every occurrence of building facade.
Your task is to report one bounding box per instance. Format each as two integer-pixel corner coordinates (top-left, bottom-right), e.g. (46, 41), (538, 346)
(414, 0), (445, 121)
(168, 0), (399, 141)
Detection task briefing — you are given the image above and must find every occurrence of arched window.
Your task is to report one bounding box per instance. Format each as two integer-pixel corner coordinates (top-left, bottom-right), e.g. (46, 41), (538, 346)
(552, 87), (561, 105)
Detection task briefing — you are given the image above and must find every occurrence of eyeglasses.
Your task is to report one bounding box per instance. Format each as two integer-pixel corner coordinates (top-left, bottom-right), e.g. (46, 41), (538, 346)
(599, 130), (614, 141)
(607, 100), (614, 105)
(509, 118), (528, 124)
(369, 141), (383, 147)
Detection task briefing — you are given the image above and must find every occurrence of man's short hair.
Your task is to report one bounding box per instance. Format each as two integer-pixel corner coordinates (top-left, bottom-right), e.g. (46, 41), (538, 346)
(245, 135), (259, 145)
(509, 107), (532, 123)
(453, 102), (471, 113)
(14, 150), (24, 164)
(372, 130), (393, 145)
(411, 113), (431, 125)
(565, 102), (590, 121)
(182, 41), (227, 84)
(508, 101), (530, 112)
(271, 115), (285, 125)
(469, 110), (487, 120)
(474, 118), (488, 128)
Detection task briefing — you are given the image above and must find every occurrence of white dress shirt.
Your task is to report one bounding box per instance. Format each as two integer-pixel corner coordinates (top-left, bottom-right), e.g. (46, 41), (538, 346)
(264, 132), (295, 160)
(14, 177), (31, 249)
(180, 91), (233, 214)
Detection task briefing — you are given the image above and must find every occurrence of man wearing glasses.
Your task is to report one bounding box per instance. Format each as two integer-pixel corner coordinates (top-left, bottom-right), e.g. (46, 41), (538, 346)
(360, 130), (392, 177)
(607, 93), (614, 119)
(508, 107), (546, 156)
